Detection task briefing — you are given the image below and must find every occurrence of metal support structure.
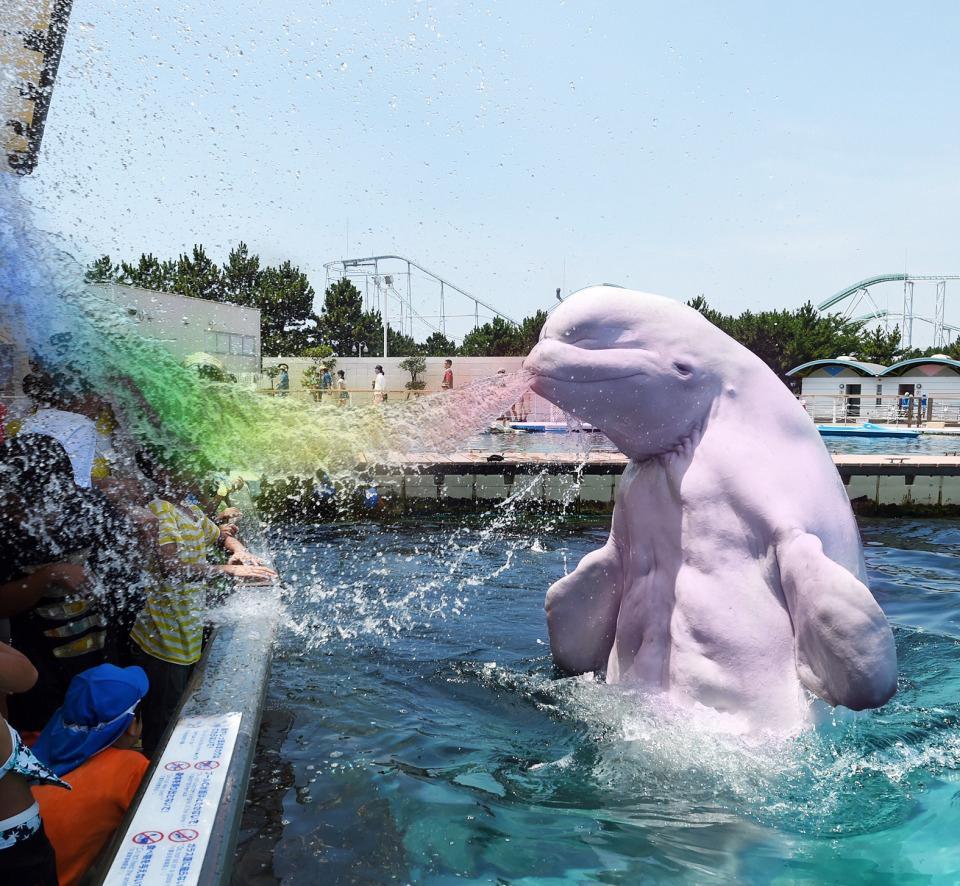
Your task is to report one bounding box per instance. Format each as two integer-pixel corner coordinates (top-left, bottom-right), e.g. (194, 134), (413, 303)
(901, 280), (915, 348)
(324, 254), (519, 347)
(934, 281), (946, 348)
(817, 273), (960, 349)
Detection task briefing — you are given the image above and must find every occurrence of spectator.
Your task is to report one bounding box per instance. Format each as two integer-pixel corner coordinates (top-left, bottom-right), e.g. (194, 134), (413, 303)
(129, 453), (276, 754)
(0, 435), (144, 731)
(321, 366), (333, 402)
(336, 370), (349, 407)
(441, 359), (454, 390)
(32, 664), (150, 886)
(0, 643), (67, 885)
(276, 364), (290, 398)
(372, 365), (386, 404)
(19, 371), (98, 488)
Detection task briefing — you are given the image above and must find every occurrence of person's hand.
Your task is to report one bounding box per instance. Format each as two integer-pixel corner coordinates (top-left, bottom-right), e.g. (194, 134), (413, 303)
(217, 507), (242, 522)
(221, 564), (278, 584)
(227, 551), (269, 567)
(219, 523), (239, 538)
(36, 563), (88, 593)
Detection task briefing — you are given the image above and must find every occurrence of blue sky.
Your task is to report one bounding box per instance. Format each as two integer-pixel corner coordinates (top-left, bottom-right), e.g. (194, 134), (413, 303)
(20, 1), (960, 343)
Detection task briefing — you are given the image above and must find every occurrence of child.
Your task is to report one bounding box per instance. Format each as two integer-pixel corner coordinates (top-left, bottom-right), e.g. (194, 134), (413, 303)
(129, 454), (276, 754)
(33, 664), (150, 886)
(0, 644), (67, 885)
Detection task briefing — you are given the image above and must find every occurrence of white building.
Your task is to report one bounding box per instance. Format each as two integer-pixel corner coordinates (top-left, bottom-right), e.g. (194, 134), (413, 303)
(96, 284), (261, 379)
(1, 284), (262, 403)
(787, 356), (960, 424)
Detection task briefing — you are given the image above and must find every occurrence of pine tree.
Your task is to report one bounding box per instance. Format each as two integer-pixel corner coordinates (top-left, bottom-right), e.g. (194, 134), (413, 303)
(258, 260), (319, 356)
(173, 245), (222, 301)
(220, 242), (261, 306)
(84, 254), (117, 283)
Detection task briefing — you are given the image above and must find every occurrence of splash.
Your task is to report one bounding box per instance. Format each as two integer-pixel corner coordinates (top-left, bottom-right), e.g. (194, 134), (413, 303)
(0, 178), (531, 479)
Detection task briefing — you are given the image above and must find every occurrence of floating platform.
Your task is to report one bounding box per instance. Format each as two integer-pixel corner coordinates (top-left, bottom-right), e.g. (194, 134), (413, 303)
(817, 422), (920, 439)
(508, 421), (598, 432)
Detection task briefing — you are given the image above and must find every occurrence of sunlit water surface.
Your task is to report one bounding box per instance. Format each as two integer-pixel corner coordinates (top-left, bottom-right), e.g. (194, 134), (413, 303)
(243, 518), (960, 884)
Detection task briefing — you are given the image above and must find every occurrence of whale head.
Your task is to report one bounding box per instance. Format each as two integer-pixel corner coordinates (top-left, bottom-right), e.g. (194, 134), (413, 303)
(523, 286), (738, 458)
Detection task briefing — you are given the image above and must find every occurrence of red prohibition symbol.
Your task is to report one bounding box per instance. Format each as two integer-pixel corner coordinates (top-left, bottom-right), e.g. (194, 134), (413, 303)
(164, 761), (191, 772)
(168, 828), (199, 843)
(132, 830), (163, 845)
(194, 760), (220, 770)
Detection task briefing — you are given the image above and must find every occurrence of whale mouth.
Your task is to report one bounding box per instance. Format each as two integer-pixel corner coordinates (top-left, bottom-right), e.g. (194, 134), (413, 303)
(523, 338), (661, 386)
(531, 368), (647, 385)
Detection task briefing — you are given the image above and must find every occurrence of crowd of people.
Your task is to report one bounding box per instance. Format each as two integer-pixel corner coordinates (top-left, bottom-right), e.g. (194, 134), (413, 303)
(271, 359), (457, 405)
(0, 359), (276, 884)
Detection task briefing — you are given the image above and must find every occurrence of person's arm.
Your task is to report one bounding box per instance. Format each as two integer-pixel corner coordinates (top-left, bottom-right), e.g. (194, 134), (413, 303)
(0, 643), (38, 694)
(155, 541), (276, 583)
(0, 563), (87, 618)
(222, 534), (270, 567)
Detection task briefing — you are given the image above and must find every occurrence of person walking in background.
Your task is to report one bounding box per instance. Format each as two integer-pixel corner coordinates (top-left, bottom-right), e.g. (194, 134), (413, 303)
(320, 366), (333, 403)
(276, 364), (289, 398)
(336, 370), (349, 407)
(441, 359), (454, 390)
(372, 366), (386, 404)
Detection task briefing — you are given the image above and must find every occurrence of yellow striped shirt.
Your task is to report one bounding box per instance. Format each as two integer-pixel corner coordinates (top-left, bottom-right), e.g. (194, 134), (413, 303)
(130, 499), (220, 665)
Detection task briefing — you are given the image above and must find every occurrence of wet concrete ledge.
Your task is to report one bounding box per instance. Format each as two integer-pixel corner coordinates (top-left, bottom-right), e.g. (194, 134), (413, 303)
(95, 589), (281, 885)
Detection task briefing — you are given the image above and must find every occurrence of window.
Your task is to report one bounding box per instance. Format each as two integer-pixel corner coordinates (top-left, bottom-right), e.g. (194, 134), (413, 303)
(209, 331), (256, 358)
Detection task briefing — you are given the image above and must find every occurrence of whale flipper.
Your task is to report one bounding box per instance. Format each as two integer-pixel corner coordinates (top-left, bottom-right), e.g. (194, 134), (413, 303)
(777, 532), (897, 710)
(545, 538), (623, 674)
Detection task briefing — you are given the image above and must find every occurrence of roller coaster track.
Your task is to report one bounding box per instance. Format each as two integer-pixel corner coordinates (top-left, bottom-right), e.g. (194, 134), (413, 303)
(817, 274), (960, 312)
(818, 273), (960, 348)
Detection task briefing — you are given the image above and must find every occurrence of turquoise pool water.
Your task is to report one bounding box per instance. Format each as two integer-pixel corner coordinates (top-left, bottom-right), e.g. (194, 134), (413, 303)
(250, 519), (960, 883)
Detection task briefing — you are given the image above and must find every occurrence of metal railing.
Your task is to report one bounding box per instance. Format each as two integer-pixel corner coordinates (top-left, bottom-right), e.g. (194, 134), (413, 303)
(799, 393), (960, 426)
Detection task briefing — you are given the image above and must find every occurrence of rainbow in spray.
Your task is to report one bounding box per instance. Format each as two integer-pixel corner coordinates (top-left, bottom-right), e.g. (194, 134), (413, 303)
(0, 178), (530, 481)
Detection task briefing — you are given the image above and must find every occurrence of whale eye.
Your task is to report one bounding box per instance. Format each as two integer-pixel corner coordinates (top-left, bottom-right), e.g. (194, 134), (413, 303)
(673, 361), (693, 378)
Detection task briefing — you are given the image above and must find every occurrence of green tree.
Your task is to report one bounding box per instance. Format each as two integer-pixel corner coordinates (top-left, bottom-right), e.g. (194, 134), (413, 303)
(857, 326), (904, 365)
(85, 255), (117, 283)
(117, 253), (177, 291)
(257, 261), (320, 356)
(398, 355), (427, 395)
(172, 245), (222, 301)
(516, 310), (548, 354)
(421, 331), (457, 356)
(318, 278), (384, 356)
(387, 327), (420, 356)
(220, 242), (261, 306)
(687, 297), (865, 384)
(459, 316), (520, 356)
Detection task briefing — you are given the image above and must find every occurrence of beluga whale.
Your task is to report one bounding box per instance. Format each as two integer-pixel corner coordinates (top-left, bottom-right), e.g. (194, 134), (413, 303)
(523, 286), (897, 731)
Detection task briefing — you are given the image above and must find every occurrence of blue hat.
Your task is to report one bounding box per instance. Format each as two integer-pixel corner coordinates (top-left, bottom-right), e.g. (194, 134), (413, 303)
(33, 664), (149, 775)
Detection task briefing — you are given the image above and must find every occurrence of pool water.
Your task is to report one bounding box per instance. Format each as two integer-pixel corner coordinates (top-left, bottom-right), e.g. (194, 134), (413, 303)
(244, 518), (960, 884)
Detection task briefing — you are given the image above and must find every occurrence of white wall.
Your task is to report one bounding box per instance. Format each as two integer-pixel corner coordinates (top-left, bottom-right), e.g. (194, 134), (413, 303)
(261, 354), (565, 418)
(262, 354), (524, 394)
(96, 284), (262, 376)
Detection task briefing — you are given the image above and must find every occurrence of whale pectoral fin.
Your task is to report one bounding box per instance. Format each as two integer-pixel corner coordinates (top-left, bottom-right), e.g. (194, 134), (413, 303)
(545, 540), (623, 675)
(777, 532), (897, 710)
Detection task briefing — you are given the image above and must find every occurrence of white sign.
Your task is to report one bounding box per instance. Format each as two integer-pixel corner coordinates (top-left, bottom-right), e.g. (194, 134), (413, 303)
(103, 712), (242, 886)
